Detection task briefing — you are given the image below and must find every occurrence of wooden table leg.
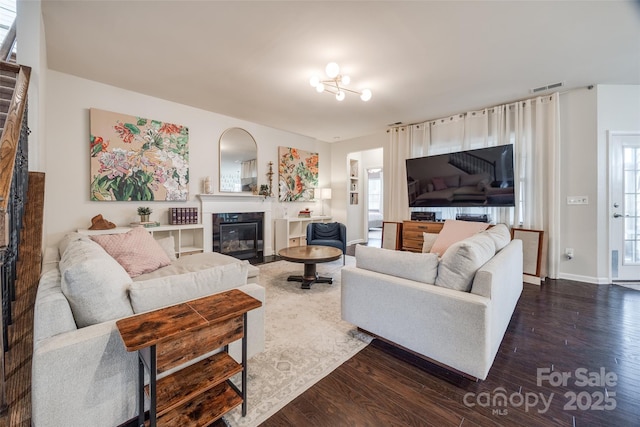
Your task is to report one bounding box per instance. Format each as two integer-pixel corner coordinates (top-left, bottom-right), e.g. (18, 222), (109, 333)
(286, 263), (333, 289)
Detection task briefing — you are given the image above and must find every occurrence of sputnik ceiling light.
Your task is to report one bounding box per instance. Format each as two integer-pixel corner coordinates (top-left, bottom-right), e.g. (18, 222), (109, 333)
(309, 62), (372, 102)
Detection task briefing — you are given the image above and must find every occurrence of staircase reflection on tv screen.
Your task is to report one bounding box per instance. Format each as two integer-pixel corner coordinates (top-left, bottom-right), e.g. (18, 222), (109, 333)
(406, 144), (515, 208)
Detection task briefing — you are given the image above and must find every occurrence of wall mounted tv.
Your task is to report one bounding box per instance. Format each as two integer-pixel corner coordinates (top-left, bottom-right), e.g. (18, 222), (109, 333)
(406, 144), (515, 208)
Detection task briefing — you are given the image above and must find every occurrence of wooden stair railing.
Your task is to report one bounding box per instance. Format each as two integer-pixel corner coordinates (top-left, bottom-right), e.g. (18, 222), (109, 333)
(0, 60), (31, 414)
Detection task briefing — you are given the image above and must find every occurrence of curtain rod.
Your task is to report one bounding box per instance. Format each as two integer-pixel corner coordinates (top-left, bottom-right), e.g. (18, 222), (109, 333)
(387, 85), (593, 132)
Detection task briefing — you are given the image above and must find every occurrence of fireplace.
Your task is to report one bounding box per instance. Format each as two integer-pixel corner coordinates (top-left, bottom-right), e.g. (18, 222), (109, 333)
(213, 212), (264, 264)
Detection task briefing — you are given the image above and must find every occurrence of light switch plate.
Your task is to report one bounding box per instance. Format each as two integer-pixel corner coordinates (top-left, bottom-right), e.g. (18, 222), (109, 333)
(567, 196), (589, 205)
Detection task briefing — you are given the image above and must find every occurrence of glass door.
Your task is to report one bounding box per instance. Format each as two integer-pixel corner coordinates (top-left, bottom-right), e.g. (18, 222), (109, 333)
(610, 132), (640, 282)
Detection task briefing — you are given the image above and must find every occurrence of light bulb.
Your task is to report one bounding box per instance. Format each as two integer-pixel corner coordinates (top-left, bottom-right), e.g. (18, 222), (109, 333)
(316, 83), (325, 93)
(336, 91), (345, 101)
(360, 88), (372, 102)
(309, 76), (319, 87)
(341, 75), (351, 85)
(325, 62), (340, 78)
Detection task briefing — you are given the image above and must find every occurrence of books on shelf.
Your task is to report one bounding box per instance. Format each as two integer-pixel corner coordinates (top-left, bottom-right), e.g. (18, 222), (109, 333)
(169, 207), (199, 225)
(298, 209), (311, 218)
(130, 221), (161, 228)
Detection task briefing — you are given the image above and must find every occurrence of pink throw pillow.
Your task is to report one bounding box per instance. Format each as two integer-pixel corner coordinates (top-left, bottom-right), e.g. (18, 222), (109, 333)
(429, 219), (490, 257)
(431, 177), (448, 191)
(91, 227), (171, 277)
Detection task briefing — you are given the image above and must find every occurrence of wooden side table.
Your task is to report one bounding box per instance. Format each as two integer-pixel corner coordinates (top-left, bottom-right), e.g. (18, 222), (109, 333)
(116, 289), (262, 427)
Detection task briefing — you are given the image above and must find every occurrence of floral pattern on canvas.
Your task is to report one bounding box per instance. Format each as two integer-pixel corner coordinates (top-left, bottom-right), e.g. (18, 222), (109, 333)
(278, 146), (318, 202)
(90, 108), (189, 201)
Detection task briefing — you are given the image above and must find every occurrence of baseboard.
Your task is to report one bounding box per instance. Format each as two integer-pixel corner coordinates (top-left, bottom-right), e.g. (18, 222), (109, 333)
(557, 272), (610, 285)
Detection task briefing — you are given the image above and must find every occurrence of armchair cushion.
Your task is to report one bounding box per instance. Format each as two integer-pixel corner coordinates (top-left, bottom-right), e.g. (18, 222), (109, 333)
(310, 222), (341, 240)
(307, 222), (347, 254)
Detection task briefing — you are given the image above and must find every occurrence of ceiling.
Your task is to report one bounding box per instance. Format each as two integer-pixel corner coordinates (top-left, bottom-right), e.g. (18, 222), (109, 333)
(40, 1), (640, 143)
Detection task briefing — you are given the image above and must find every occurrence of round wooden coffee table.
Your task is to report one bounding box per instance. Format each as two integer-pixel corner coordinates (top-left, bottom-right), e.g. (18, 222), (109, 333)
(278, 246), (343, 289)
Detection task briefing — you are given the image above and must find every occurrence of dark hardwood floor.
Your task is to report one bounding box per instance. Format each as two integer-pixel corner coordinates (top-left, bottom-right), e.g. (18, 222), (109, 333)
(5, 230), (640, 426)
(260, 279), (640, 427)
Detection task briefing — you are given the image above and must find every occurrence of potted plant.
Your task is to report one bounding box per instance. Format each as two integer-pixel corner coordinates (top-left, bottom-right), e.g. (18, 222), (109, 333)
(137, 207), (152, 222)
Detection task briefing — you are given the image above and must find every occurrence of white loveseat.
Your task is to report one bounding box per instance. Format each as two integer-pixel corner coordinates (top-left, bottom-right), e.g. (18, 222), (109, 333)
(32, 231), (265, 427)
(341, 225), (523, 380)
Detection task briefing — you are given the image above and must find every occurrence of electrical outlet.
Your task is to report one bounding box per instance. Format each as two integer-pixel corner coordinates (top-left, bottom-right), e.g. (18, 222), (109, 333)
(565, 248), (574, 259)
(567, 196), (589, 205)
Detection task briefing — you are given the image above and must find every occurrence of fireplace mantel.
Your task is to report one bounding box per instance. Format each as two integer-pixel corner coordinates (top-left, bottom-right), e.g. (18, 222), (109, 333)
(197, 194), (271, 202)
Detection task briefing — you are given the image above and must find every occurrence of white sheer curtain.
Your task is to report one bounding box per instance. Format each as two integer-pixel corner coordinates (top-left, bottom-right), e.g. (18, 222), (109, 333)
(388, 93), (560, 277)
(386, 125), (428, 221)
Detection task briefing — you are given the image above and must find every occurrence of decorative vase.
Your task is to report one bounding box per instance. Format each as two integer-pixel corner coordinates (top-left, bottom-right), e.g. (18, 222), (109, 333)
(140, 215), (149, 223)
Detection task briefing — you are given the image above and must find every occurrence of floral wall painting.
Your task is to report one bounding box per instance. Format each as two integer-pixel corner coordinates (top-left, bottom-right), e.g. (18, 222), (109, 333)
(90, 108), (189, 201)
(278, 146), (318, 202)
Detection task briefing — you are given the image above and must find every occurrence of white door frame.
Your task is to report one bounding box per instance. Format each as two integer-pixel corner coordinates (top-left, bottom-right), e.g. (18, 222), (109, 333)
(608, 130), (640, 282)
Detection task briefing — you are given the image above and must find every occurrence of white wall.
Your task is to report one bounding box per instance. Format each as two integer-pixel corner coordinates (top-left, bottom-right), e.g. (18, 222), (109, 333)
(330, 132), (387, 243)
(558, 87), (599, 282)
(16, 0), (47, 172)
(43, 71), (330, 247)
(558, 85), (640, 284)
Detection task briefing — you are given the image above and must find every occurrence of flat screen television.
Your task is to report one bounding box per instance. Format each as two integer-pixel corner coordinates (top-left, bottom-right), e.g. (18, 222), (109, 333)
(406, 144), (515, 208)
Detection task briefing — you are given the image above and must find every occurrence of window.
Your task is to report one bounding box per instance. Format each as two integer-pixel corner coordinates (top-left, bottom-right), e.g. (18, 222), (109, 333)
(0, 0), (16, 54)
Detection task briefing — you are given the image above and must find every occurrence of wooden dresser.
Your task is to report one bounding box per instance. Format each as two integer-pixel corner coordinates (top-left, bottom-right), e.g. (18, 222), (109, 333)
(402, 221), (444, 252)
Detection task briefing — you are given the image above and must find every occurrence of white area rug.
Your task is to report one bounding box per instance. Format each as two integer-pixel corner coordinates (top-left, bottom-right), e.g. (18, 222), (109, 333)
(224, 255), (371, 426)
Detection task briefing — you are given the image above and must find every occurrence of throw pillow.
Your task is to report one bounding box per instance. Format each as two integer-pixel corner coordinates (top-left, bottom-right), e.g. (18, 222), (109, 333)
(356, 245), (438, 284)
(91, 226), (172, 277)
(482, 224), (511, 251)
(129, 261), (249, 313)
(429, 219), (490, 257)
(156, 236), (178, 261)
(435, 233), (496, 292)
(59, 238), (133, 327)
(422, 232), (439, 253)
(58, 232), (91, 258)
(431, 177), (448, 191)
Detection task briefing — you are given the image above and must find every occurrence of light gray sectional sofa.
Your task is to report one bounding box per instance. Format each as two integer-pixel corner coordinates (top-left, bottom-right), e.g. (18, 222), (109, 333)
(341, 225), (523, 380)
(32, 232), (265, 427)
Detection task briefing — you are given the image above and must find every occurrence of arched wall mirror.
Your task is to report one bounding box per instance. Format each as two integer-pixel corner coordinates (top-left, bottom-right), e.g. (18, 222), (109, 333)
(219, 127), (258, 193)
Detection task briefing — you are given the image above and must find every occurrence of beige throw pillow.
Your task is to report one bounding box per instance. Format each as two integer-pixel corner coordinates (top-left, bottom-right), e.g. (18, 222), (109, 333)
(156, 236), (178, 261)
(422, 232), (439, 253)
(482, 224), (511, 251)
(59, 239), (133, 327)
(435, 233), (496, 292)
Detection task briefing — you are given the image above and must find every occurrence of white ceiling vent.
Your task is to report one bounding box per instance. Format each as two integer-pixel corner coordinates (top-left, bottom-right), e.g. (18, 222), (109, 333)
(530, 81), (564, 94)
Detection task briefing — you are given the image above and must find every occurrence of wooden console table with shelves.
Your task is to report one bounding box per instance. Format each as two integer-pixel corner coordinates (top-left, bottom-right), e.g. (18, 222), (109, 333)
(116, 289), (262, 427)
(402, 221), (444, 252)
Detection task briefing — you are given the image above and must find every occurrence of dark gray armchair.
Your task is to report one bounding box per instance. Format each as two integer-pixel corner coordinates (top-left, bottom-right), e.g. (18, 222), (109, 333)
(306, 222), (347, 264)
